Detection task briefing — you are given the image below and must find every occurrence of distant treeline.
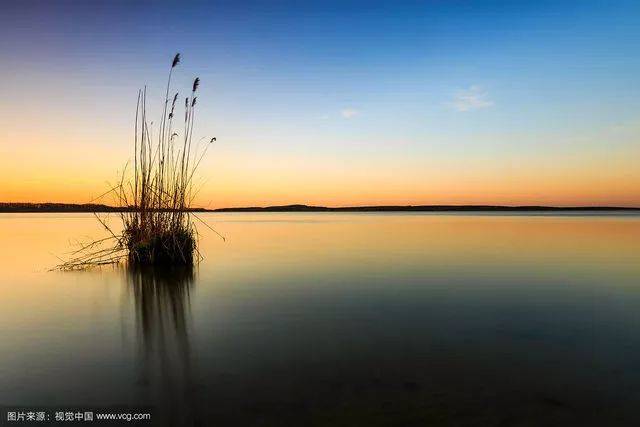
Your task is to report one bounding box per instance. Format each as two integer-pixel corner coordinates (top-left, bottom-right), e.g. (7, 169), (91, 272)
(213, 204), (640, 212)
(0, 203), (207, 213)
(1, 202), (638, 213)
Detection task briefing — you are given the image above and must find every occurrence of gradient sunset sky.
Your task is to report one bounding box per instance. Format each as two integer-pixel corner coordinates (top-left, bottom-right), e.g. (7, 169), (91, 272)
(1, 0), (639, 207)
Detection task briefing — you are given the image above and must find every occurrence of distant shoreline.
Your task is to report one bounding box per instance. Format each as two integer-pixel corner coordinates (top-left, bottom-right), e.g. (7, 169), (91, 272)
(0, 203), (209, 213)
(1, 202), (639, 213)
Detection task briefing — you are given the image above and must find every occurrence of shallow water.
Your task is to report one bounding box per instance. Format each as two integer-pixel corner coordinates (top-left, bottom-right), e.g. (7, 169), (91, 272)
(1, 212), (639, 426)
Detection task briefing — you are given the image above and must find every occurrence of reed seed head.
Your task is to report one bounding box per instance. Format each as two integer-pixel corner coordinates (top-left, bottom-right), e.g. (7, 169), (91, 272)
(192, 77), (200, 92)
(172, 53), (181, 68)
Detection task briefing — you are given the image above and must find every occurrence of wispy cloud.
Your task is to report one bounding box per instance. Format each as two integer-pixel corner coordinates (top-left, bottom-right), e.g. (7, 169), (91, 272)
(449, 86), (493, 112)
(341, 108), (360, 119)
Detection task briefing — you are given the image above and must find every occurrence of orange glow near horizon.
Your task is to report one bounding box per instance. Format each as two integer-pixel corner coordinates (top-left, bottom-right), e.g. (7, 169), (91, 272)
(2, 138), (639, 208)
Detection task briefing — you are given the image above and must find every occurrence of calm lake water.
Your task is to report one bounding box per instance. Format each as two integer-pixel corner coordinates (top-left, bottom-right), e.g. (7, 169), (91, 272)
(1, 212), (640, 426)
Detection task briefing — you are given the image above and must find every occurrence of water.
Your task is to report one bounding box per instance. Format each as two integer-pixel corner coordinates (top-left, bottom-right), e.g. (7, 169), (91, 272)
(1, 212), (639, 426)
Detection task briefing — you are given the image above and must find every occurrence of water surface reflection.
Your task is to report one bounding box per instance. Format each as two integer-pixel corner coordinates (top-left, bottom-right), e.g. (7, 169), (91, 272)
(127, 265), (199, 425)
(1, 213), (640, 426)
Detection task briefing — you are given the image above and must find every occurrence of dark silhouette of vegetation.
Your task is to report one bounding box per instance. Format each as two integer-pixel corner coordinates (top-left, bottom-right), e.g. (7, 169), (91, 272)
(54, 53), (220, 270)
(0, 202), (209, 213)
(3, 202), (638, 214)
(211, 204), (640, 212)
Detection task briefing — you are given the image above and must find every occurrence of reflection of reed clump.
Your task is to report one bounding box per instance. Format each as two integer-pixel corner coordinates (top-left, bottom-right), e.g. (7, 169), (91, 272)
(129, 265), (194, 347)
(127, 265), (199, 425)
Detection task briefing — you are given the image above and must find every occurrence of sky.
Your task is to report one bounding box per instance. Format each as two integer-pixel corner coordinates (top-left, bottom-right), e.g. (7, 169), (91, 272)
(1, 0), (639, 207)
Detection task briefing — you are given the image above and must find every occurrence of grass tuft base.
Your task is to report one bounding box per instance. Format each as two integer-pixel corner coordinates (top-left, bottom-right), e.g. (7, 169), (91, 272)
(125, 226), (196, 265)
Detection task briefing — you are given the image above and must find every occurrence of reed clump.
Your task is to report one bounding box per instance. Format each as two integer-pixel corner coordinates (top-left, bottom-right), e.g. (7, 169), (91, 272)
(55, 53), (218, 270)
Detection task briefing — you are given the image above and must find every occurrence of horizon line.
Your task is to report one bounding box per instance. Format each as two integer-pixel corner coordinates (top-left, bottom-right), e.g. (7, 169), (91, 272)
(1, 202), (639, 213)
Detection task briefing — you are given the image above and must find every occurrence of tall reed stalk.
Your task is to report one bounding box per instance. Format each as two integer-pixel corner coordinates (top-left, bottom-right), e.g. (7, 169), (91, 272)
(55, 54), (217, 270)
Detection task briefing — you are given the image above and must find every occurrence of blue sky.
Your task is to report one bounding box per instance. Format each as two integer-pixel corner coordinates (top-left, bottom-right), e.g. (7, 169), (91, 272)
(1, 0), (639, 206)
